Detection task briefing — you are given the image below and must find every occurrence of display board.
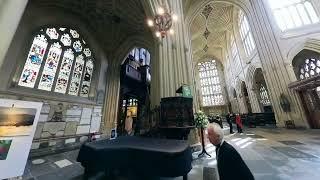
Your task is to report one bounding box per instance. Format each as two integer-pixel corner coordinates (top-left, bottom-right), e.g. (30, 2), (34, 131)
(0, 99), (42, 179)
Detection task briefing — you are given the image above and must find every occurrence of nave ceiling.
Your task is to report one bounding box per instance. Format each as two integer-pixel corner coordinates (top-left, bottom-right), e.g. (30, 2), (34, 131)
(30, 0), (153, 59)
(190, 2), (234, 63)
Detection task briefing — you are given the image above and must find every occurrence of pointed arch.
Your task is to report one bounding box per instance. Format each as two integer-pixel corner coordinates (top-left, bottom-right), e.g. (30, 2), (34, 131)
(287, 38), (320, 64)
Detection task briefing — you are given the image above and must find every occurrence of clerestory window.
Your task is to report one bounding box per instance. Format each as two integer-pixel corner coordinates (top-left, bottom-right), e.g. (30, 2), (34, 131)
(238, 10), (256, 56)
(267, 0), (319, 31)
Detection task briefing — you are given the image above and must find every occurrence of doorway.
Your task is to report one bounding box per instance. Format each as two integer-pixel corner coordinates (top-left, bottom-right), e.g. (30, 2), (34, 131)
(298, 87), (320, 128)
(290, 49), (320, 129)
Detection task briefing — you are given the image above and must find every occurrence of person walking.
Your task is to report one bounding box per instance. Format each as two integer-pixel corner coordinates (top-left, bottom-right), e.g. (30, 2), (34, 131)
(226, 112), (234, 134)
(125, 111), (134, 136)
(207, 123), (254, 180)
(235, 113), (243, 133)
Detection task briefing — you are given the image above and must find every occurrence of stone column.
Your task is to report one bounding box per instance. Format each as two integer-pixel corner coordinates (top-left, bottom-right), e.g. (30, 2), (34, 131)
(247, 86), (262, 113)
(248, 0), (307, 127)
(143, 0), (199, 144)
(238, 95), (248, 113)
(102, 63), (121, 136)
(251, 88), (263, 112)
(145, 0), (195, 102)
(0, 0), (28, 68)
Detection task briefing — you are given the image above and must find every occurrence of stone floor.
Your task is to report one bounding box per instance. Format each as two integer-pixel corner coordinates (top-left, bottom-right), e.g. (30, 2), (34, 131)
(15, 126), (320, 180)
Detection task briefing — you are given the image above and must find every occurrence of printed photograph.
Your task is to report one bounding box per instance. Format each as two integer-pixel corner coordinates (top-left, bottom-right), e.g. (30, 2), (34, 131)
(0, 107), (37, 136)
(0, 140), (13, 160)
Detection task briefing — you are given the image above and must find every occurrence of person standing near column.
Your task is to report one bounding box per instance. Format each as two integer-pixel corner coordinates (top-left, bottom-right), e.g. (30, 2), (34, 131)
(226, 112), (234, 134)
(236, 114), (243, 134)
(125, 111), (133, 136)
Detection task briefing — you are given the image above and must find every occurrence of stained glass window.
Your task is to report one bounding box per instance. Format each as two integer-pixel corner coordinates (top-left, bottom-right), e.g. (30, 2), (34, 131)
(259, 84), (271, 106)
(80, 59), (94, 97)
(198, 60), (224, 106)
(83, 48), (91, 57)
(299, 58), (320, 80)
(267, 0), (319, 31)
(69, 55), (84, 96)
(73, 40), (82, 53)
(18, 34), (48, 88)
(46, 28), (59, 40)
(60, 34), (72, 46)
(18, 27), (95, 97)
(38, 42), (62, 91)
(238, 10), (256, 56)
(70, 29), (79, 38)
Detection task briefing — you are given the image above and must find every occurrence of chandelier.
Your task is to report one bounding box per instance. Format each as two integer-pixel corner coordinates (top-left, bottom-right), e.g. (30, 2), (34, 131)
(147, 7), (177, 38)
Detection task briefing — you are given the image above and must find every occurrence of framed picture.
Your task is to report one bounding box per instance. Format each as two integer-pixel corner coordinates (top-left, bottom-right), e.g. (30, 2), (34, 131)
(0, 140), (12, 160)
(0, 107), (37, 136)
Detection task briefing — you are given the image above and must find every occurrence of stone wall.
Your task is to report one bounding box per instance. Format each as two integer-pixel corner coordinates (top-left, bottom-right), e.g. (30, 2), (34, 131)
(0, 94), (104, 155)
(0, 2), (109, 155)
(202, 105), (228, 116)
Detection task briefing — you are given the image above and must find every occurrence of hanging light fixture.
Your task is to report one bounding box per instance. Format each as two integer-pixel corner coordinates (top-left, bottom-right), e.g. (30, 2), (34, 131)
(147, 6), (177, 38)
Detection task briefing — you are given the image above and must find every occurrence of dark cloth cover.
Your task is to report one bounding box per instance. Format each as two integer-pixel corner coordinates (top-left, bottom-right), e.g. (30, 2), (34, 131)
(216, 141), (254, 180)
(77, 136), (192, 177)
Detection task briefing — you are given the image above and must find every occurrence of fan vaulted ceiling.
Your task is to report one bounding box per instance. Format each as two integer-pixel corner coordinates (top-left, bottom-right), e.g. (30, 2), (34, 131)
(190, 2), (234, 62)
(29, 0), (152, 58)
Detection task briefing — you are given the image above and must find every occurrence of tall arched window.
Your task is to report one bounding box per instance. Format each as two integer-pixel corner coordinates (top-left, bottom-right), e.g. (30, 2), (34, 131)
(18, 27), (94, 97)
(267, 0), (319, 31)
(230, 34), (241, 68)
(238, 10), (256, 56)
(259, 84), (271, 105)
(198, 60), (224, 106)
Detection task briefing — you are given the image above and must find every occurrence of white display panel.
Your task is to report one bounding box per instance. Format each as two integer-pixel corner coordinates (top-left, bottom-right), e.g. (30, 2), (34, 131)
(0, 99), (42, 179)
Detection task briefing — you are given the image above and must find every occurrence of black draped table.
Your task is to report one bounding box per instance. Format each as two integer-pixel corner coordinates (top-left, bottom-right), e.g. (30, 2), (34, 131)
(77, 136), (193, 179)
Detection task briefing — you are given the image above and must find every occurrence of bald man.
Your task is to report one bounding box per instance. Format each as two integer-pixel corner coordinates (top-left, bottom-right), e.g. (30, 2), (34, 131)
(207, 123), (254, 180)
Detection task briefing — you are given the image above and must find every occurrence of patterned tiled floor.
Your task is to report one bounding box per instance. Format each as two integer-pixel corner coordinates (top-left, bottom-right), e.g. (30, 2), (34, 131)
(12, 126), (320, 180)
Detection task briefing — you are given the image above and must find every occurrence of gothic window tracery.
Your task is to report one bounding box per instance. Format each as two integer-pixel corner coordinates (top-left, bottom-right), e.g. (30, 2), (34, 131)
(299, 58), (320, 80)
(198, 60), (224, 106)
(18, 27), (94, 98)
(259, 84), (271, 106)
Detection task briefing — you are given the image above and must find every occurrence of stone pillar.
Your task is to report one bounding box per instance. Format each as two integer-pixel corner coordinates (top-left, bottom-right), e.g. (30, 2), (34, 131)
(248, 0), (307, 127)
(251, 88), (263, 112)
(238, 95), (248, 113)
(231, 98), (240, 113)
(0, 0), (28, 68)
(247, 86), (262, 113)
(145, 0), (195, 102)
(144, 0), (199, 144)
(102, 63), (121, 136)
